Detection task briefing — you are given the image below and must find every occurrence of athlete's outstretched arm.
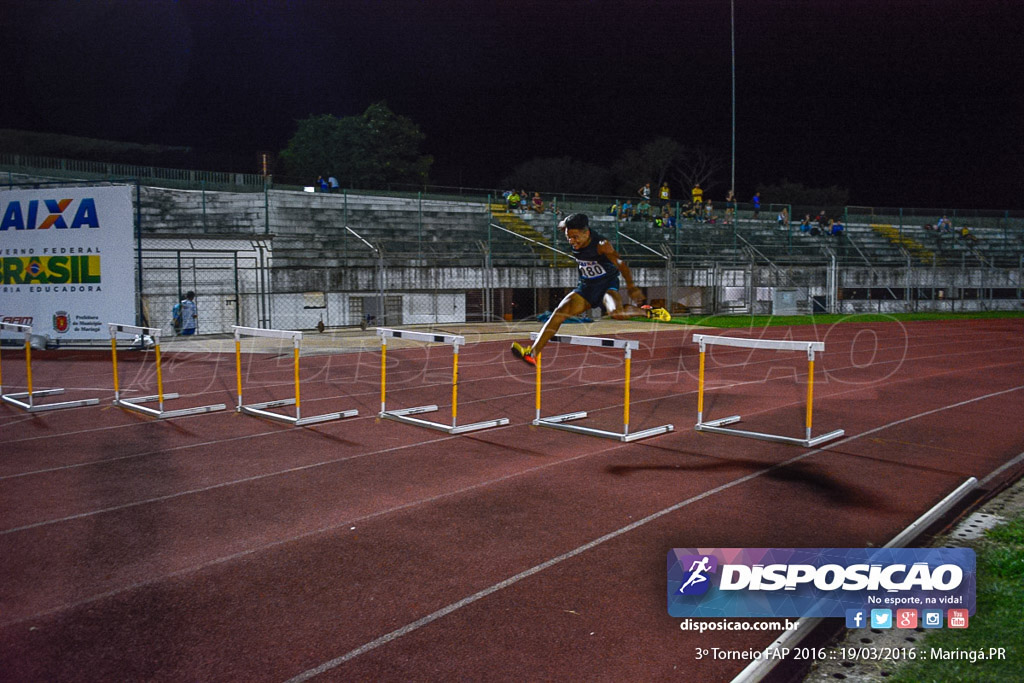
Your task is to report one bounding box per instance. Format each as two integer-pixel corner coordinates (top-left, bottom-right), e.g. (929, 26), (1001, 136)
(597, 240), (644, 303)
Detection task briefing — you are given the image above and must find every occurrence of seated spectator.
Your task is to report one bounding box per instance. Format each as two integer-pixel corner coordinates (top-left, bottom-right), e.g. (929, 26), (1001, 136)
(800, 214), (813, 233)
(936, 215), (953, 233)
(317, 175), (329, 193)
(637, 199), (652, 220)
(531, 192), (545, 214)
(704, 199), (716, 224)
(608, 200), (622, 218)
(816, 210), (829, 229)
(507, 190), (520, 212)
(777, 207), (789, 229)
(959, 226), (979, 243)
(829, 219), (845, 236)
(621, 199), (634, 221)
(519, 190), (529, 213)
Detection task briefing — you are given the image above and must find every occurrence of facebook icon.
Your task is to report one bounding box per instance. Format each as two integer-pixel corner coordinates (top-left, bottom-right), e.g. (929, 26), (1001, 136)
(845, 609), (867, 629)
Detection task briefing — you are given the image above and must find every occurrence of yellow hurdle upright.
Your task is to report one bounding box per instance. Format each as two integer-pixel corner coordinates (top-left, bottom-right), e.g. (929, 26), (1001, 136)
(232, 325), (357, 427)
(530, 332), (673, 443)
(376, 328), (508, 435)
(0, 322), (98, 412)
(693, 334), (844, 448)
(108, 323), (225, 419)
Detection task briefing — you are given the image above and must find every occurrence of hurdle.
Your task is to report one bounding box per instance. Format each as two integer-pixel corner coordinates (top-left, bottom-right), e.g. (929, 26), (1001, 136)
(377, 328), (509, 434)
(530, 332), (674, 442)
(693, 334), (845, 447)
(233, 325), (358, 426)
(109, 323), (227, 419)
(0, 322), (99, 412)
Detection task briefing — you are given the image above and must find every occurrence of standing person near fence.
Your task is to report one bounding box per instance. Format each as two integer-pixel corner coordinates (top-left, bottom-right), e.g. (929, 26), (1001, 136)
(510, 213), (669, 367)
(177, 291), (199, 336)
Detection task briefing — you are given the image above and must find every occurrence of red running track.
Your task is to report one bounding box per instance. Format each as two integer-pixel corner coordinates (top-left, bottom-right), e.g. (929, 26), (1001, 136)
(1, 319), (1022, 681)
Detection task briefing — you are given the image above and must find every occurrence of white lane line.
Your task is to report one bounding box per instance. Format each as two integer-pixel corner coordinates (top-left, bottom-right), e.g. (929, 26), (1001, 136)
(281, 384), (1024, 681)
(3, 384), (1020, 631)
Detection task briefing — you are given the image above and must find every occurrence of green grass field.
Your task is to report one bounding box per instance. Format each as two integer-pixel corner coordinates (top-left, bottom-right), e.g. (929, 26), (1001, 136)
(888, 516), (1024, 682)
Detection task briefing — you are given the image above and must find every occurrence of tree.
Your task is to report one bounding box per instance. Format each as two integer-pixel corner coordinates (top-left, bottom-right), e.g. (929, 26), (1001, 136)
(612, 138), (726, 197)
(279, 102), (433, 188)
(500, 156), (610, 195)
(669, 146), (727, 197)
(611, 137), (681, 194)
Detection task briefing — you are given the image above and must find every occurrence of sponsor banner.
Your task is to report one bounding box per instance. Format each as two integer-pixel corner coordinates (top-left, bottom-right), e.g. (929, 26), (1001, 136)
(0, 186), (135, 340)
(667, 548), (975, 618)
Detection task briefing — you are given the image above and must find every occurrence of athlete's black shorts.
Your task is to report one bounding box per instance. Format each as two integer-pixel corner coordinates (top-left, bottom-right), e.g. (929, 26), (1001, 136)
(573, 273), (620, 308)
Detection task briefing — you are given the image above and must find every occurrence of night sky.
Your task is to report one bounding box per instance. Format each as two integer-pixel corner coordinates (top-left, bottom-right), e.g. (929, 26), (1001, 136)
(2, 0), (1022, 208)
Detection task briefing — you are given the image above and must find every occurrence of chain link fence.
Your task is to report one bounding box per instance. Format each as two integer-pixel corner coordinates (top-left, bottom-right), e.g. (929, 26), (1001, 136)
(5, 175), (1021, 339)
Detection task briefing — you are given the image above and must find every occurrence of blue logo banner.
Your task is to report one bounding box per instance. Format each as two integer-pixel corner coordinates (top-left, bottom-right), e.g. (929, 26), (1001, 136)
(667, 548), (975, 618)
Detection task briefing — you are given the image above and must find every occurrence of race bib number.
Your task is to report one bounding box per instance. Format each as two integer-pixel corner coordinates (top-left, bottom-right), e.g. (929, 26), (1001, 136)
(578, 260), (607, 279)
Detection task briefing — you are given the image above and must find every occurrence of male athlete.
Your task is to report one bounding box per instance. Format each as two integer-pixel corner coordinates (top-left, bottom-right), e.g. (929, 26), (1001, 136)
(510, 213), (669, 366)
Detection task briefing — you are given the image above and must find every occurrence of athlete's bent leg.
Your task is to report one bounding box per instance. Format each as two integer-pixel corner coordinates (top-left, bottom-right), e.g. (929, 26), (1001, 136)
(532, 292), (592, 355)
(605, 290), (647, 320)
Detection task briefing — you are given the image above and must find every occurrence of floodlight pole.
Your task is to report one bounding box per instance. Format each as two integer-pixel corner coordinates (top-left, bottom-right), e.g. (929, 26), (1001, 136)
(731, 0), (736, 198)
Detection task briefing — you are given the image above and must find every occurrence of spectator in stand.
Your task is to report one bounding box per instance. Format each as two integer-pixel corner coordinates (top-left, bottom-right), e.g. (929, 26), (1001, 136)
(959, 226), (979, 243)
(704, 199), (716, 224)
(608, 199), (622, 218)
(660, 203), (672, 220)
(317, 175), (329, 192)
(328, 176), (340, 193)
(507, 189), (521, 212)
(829, 219), (845, 236)
(800, 214), (813, 233)
(531, 192), (545, 214)
(723, 189), (736, 225)
(777, 207), (790, 229)
(519, 190), (529, 213)
(621, 199), (634, 221)
(659, 182), (671, 206)
(638, 182), (652, 201)
(751, 192), (761, 218)
(637, 198), (652, 221)
(691, 183), (704, 213)
(816, 210), (829, 230)
(936, 215), (953, 233)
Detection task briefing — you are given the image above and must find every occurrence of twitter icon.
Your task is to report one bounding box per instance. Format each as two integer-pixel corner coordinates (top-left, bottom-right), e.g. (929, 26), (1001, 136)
(870, 609), (892, 628)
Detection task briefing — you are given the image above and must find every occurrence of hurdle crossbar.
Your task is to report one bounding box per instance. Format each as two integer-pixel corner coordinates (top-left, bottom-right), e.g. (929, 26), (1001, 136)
(693, 334), (844, 447)
(377, 328), (509, 434)
(109, 323), (226, 419)
(233, 325), (358, 426)
(530, 333), (673, 442)
(0, 322), (99, 412)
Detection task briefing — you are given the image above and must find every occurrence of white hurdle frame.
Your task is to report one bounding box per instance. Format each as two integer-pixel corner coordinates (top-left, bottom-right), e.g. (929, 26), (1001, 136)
(377, 328), (509, 434)
(0, 322), (99, 412)
(530, 332), (674, 442)
(109, 323), (227, 419)
(693, 334), (845, 447)
(233, 325), (358, 426)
